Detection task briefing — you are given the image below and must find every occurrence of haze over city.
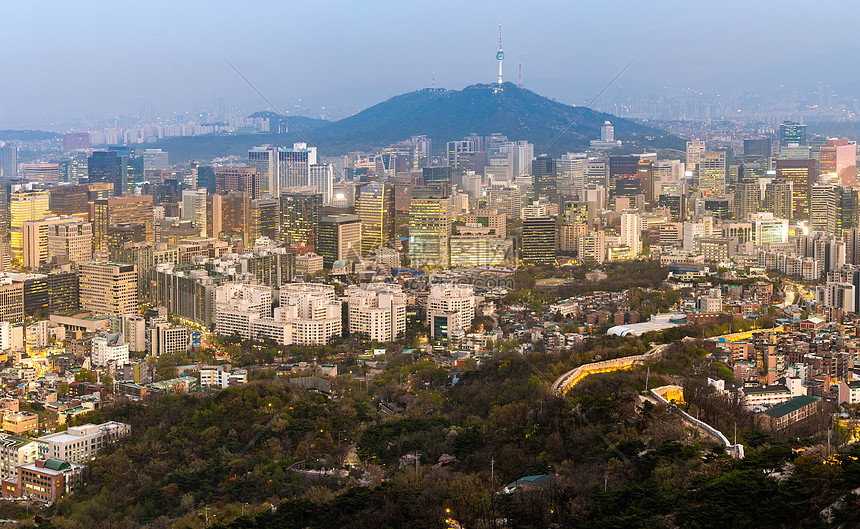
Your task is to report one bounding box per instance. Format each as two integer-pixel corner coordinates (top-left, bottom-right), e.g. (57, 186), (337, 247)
(4, 0), (860, 127)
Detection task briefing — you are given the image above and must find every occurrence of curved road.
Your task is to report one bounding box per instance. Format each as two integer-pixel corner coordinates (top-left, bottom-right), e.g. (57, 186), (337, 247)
(551, 343), (669, 398)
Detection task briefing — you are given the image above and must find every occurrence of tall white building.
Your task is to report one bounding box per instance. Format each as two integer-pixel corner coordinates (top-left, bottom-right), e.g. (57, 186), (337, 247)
(558, 153), (586, 199)
(120, 315), (146, 353)
(686, 139), (706, 175)
(427, 284), (475, 339)
(276, 283), (342, 345)
(620, 209), (642, 257)
(309, 163), (334, 204)
(347, 283), (407, 342)
(91, 333), (129, 367)
(181, 189), (208, 237)
(47, 219), (92, 265)
(215, 283), (273, 339)
(653, 159), (684, 199)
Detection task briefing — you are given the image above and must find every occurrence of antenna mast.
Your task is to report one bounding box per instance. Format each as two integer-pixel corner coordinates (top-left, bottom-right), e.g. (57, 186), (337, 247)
(432, 71), (435, 90)
(518, 53), (523, 88)
(496, 24), (504, 86)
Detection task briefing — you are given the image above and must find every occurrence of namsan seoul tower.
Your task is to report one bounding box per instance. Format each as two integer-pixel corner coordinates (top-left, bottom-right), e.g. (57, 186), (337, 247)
(496, 23), (504, 86)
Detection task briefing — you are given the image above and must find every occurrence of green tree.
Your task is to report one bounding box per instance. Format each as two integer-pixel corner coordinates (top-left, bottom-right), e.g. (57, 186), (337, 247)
(74, 368), (96, 383)
(58, 381), (69, 398)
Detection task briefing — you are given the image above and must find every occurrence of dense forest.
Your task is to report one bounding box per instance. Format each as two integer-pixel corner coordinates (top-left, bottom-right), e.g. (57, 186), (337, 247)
(34, 336), (860, 529)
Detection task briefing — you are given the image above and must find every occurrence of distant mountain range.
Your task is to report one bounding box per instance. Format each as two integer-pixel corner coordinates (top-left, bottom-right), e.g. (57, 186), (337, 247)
(156, 82), (680, 162)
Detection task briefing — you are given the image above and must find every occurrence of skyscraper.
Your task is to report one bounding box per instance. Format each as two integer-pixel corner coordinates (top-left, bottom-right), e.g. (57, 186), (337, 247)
(620, 209), (642, 257)
(532, 154), (558, 202)
(10, 190), (51, 265)
(0, 144), (18, 177)
(697, 151), (726, 197)
(733, 179), (761, 221)
(318, 214), (362, 269)
(408, 186), (452, 268)
(87, 151), (128, 196)
(686, 140), (706, 175)
(92, 196), (154, 253)
(357, 183), (395, 256)
(819, 139), (857, 185)
(309, 163), (334, 204)
(558, 153), (586, 199)
(280, 191), (322, 249)
(181, 189), (208, 237)
(521, 216), (556, 265)
(776, 159), (816, 220)
(249, 198), (279, 244)
(215, 167), (259, 199)
(779, 121), (807, 146)
(79, 261), (137, 317)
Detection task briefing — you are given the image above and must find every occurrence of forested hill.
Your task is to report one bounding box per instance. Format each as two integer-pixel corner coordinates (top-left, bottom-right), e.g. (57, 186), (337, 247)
(41, 337), (860, 529)
(155, 83), (681, 162)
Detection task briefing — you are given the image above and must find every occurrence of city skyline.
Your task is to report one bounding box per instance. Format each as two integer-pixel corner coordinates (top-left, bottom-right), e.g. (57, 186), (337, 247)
(5, 0), (860, 128)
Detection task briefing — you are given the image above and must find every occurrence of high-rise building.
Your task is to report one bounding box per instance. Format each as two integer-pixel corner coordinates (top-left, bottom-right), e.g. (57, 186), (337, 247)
(22, 164), (59, 185)
(62, 133), (90, 154)
(449, 225), (511, 267)
(558, 153), (586, 199)
(0, 278), (23, 322)
(208, 191), (249, 244)
(427, 284), (475, 340)
(609, 156), (640, 198)
(141, 149), (169, 171)
(79, 262), (137, 317)
(87, 151), (128, 196)
(0, 145), (18, 177)
(47, 219), (92, 265)
(810, 184), (858, 235)
(734, 179), (761, 221)
(248, 145), (277, 196)
(92, 196), (154, 253)
(819, 139), (857, 185)
(620, 209), (642, 257)
(357, 183), (395, 256)
(779, 121), (807, 146)
(659, 194), (686, 222)
(347, 283), (407, 342)
(686, 140), (706, 175)
(277, 143), (318, 192)
(49, 183), (112, 217)
(197, 166), (217, 194)
(743, 138), (772, 159)
(23, 216), (88, 269)
(422, 167), (452, 187)
(697, 151), (727, 197)
(521, 216), (556, 265)
(408, 187), (452, 268)
(9, 190), (50, 266)
(280, 190), (321, 249)
(275, 283), (342, 345)
(309, 163), (334, 204)
(318, 214), (362, 268)
(532, 154), (558, 202)
(215, 167), (259, 199)
(776, 159), (816, 220)
(249, 198), (279, 244)
(181, 189), (208, 237)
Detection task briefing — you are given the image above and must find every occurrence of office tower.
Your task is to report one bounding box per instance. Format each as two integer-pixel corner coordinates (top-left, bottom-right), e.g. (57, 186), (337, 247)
(408, 186), (452, 268)
(734, 179), (761, 221)
(47, 220), (92, 265)
(751, 212), (789, 244)
(208, 191), (249, 243)
(278, 143), (317, 191)
(697, 151), (726, 197)
(249, 145), (277, 196)
(215, 167), (259, 199)
(504, 140), (534, 178)
(280, 191), (322, 249)
(521, 216), (556, 265)
(87, 151), (128, 196)
(776, 159), (816, 220)
(446, 139), (487, 173)
(79, 261), (137, 317)
(23, 216), (87, 269)
(197, 166), (217, 194)
(652, 159), (683, 199)
(686, 140), (706, 174)
(9, 190), (50, 266)
(609, 156), (639, 198)
(743, 138), (772, 159)
(557, 153), (586, 199)
(141, 149), (169, 171)
(106, 223), (147, 261)
(704, 199), (730, 219)
(309, 163), (334, 204)
(0, 144), (17, 177)
(0, 278), (23, 322)
(22, 164), (59, 185)
(819, 139), (857, 185)
(92, 196), (154, 253)
(620, 209), (642, 257)
(62, 133), (90, 153)
(357, 183), (395, 256)
(45, 270), (79, 314)
(181, 189), (208, 237)
(121, 314), (146, 353)
(422, 166), (452, 186)
(49, 184), (102, 216)
(449, 225), (511, 267)
(584, 158), (607, 189)
(810, 185), (858, 235)
(318, 214), (362, 268)
(779, 121), (807, 146)
(763, 180), (794, 221)
(347, 283), (407, 342)
(249, 198), (279, 244)
(462, 209), (506, 237)
(486, 187), (522, 219)
(532, 154), (558, 202)
(659, 194), (685, 222)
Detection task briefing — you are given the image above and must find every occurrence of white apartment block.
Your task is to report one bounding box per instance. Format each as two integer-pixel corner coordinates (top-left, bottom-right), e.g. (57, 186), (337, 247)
(215, 283), (273, 339)
(427, 284), (475, 337)
(275, 283), (342, 345)
(0, 435), (37, 481)
(37, 422), (130, 465)
(347, 283), (407, 342)
(199, 365), (248, 389)
(91, 333), (129, 367)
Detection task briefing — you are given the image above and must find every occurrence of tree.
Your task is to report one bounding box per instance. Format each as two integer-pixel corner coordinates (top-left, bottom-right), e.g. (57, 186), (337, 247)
(74, 368), (96, 383)
(101, 374), (114, 393)
(58, 381), (69, 398)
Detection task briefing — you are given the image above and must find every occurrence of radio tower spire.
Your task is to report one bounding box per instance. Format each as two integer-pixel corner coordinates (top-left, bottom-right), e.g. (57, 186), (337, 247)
(518, 53), (523, 88)
(432, 71), (435, 89)
(496, 23), (504, 86)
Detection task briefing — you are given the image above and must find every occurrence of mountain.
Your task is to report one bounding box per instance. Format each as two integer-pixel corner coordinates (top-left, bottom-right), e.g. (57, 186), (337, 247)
(156, 82), (681, 162)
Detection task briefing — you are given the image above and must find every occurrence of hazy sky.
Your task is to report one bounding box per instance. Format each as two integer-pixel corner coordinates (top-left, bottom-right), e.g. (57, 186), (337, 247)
(3, 0), (860, 128)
